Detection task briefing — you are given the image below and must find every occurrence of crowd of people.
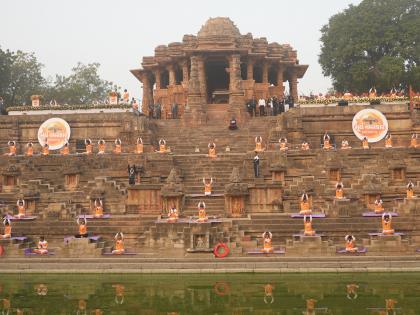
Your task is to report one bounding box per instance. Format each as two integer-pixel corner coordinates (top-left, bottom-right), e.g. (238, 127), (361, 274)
(246, 96), (294, 117)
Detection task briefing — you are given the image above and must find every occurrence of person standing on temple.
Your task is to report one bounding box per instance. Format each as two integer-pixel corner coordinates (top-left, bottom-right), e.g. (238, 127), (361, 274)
(155, 102), (161, 119)
(253, 152), (260, 178)
(266, 97), (273, 116)
(258, 97), (266, 116)
(278, 97), (285, 114)
(171, 102), (178, 119)
(273, 96), (279, 116)
(148, 103), (154, 119)
(246, 99), (253, 117)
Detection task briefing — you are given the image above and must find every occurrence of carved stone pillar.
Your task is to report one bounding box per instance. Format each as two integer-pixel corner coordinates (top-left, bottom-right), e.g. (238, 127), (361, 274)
(182, 55), (206, 126)
(289, 69), (298, 101)
(154, 69), (161, 90)
(197, 56), (207, 102)
(247, 59), (254, 80)
(182, 61), (189, 82)
(168, 65), (176, 86)
(228, 54), (246, 122)
(141, 72), (153, 113)
(262, 61), (269, 83)
(277, 65), (284, 97)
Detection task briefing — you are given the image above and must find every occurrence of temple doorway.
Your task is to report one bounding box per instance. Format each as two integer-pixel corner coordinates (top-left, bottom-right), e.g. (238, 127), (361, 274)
(205, 59), (230, 104)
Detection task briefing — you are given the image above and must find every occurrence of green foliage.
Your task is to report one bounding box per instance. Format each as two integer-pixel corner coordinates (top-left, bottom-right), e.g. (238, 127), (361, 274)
(0, 47), (118, 107)
(319, 0), (420, 93)
(45, 62), (117, 104)
(0, 47), (46, 106)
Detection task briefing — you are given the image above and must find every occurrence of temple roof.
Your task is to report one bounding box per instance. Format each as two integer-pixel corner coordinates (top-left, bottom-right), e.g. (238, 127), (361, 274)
(197, 17), (241, 39)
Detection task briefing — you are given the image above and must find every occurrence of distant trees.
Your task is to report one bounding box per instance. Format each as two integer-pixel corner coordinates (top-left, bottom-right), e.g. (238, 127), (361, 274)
(0, 46), (117, 107)
(319, 0), (420, 93)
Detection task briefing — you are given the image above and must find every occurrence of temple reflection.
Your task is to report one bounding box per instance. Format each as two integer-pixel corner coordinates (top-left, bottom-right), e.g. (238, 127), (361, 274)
(0, 274), (417, 314)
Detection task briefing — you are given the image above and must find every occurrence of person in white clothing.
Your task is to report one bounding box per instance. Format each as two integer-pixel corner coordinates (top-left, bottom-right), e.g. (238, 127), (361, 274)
(258, 98), (266, 116)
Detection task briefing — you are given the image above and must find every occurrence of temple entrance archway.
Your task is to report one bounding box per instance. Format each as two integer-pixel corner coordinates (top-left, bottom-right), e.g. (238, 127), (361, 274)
(205, 59), (230, 104)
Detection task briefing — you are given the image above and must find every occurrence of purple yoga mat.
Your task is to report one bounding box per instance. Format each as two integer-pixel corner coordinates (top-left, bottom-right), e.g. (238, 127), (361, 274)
(290, 213), (326, 218)
(9, 236), (27, 241)
(102, 252), (137, 256)
(336, 247), (367, 254)
(293, 233), (321, 238)
(6, 215), (37, 221)
(362, 212), (398, 217)
(24, 248), (54, 256)
(64, 235), (100, 243)
(368, 232), (403, 236)
(77, 214), (111, 219)
(247, 249), (285, 255)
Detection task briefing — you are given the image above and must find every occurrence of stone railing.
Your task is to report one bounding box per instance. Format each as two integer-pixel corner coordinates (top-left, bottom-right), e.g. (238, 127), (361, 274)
(6, 104), (138, 115)
(298, 96), (411, 106)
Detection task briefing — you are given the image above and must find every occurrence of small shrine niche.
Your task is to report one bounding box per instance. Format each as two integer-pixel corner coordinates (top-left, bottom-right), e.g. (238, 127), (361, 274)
(65, 173), (79, 190)
(26, 199), (36, 215)
(187, 232), (212, 252)
(160, 168), (184, 215)
(364, 193), (378, 209)
(392, 168), (406, 181)
(329, 169), (341, 181)
(224, 167), (248, 217)
(271, 170), (285, 183)
(1, 165), (20, 192)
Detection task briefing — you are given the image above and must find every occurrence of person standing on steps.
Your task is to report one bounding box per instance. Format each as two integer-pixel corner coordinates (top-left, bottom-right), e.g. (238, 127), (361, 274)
(253, 152), (260, 178)
(171, 102), (178, 119)
(258, 97), (266, 116)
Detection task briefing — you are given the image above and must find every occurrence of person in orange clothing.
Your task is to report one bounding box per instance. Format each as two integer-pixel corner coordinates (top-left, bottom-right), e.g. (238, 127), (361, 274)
(84, 139), (93, 154)
(385, 299), (397, 313)
(279, 138), (288, 151)
(335, 182), (344, 199)
(113, 139), (122, 154)
(112, 232), (125, 254)
(303, 215), (315, 236)
(345, 235), (358, 253)
(135, 137), (144, 154)
(208, 142), (217, 158)
(113, 284), (125, 305)
(374, 196), (384, 213)
(382, 213), (394, 235)
(34, 283), (48, 296)
(4, 141), (16, 156)
(341, 140), (351, 149)
(1, 218), (11, 239)
(97, 139), (106, 154)
(60, 142), (69, 155)
(301, 140), (310, 150)
(203, 177), (213, 196)
(385, 133), (393, 148)
(158, 139), (167, 153)
(410, 133), (418, 148)
(322, 132), (332, 150)
(255, 136), (264, 152)
(16, 199), (26, 218)
(33, 236), (48, 255)
(263, 283), (274, 304)
(93, 199), (104, 218)
(167, 205), (179, 223)
(300, 192), (311, 215)
(196, 201), (208, 222)
(122, 89), (129, 104)
(346, 284), (359, 300)
(42, 143), (50, 155)
(407, 181), (415, 199)
(26, 142), (34, 156)
(78, 299), (87, 315)
(75, 217), (88, 238)
(305, 299), (317, 315)
(262, 231), (273, 253)
(362, 137), (369, 149)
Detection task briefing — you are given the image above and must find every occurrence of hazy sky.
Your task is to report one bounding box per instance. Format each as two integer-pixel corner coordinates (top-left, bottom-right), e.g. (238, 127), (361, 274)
(1, 0), (362, 99)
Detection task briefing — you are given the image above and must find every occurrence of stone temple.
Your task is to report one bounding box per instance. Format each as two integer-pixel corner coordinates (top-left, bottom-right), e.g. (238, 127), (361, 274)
(131, 17), (308, 122)
(0, 18), (420, 272)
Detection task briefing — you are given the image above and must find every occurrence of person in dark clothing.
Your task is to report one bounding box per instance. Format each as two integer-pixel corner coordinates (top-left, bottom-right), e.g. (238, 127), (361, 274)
(155, 103), (161, 119)
(273, 96), (279, 116)
(246, 100), (253, 117)
(148, 103), (154, 119)
(278, 97), (285, 113)
(253, 152), (260, 178)
(229, 117), (238, 130)
(128, 165), (136, 185)
(171, 103), (178, 119)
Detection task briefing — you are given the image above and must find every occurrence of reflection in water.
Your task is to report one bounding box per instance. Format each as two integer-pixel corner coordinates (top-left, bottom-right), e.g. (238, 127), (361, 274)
(0, 273), (419, 314)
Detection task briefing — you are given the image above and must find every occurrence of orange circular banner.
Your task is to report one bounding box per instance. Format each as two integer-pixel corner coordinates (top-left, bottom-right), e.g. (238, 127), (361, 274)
(352, 109), (388, 143)
(38, 118), (71, 150)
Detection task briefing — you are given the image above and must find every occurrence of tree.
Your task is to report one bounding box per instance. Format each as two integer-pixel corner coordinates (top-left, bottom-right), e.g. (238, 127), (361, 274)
(0, 48), (45, 106)
(47, 62), (116, 104)
(319, 0), (420, 93)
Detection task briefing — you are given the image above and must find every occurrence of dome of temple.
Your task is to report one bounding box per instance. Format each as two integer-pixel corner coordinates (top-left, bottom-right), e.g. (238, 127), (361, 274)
(197, 17), (241, 38)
